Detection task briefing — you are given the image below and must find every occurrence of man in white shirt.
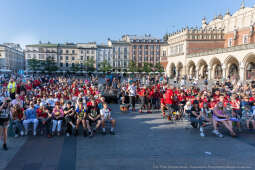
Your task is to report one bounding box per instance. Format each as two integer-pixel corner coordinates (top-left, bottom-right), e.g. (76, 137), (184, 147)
(128, 82), (137, 112)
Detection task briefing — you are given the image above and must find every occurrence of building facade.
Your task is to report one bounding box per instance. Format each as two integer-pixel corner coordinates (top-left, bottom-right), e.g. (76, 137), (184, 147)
(162, 3), (255, 81)
(0, 43), (25, 72)
(25, 42), (97, 71)
(96, 45), (113, 70)
(107, 39), (129, 72)
(122, 34), (162, 68)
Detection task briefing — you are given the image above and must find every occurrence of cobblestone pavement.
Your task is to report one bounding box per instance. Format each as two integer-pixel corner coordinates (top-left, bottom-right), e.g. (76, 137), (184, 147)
(1, 104), (255, 170)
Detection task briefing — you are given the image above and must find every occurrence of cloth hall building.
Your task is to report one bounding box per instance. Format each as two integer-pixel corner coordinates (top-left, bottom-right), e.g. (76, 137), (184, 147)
(161, 3), (255, 81)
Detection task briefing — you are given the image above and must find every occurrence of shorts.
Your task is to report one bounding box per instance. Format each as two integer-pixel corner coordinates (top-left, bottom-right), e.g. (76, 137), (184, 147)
(87, 118), (100, 125)
(0, 118), (9, 128)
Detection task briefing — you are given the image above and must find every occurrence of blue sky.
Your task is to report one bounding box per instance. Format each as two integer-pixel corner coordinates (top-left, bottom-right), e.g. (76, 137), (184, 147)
(1, 0), (255, 47)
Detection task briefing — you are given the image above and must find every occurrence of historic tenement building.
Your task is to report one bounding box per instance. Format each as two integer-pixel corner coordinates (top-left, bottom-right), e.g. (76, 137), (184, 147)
(162, 2), (255, 81)
(0, 43), (25, 72)
(25, 42), (98, 71)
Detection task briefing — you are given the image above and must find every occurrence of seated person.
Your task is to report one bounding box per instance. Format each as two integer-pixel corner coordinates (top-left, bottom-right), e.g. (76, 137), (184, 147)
(23, 101), (39, 136)
(86, 100), (101, 137)
(212, 102), (236, 137)
(37, 103), (51, 136)
(75, 99), (87, 137)
(64, 101), (76, 137)
(100, 103), (116, 135)
(52, 102), (64, 136)
(242, 104), (255, 130)
(11, 104), (24, 137)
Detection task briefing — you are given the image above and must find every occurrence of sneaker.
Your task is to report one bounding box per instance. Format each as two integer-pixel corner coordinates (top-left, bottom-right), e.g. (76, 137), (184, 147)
(88, 131), (93, 137)
(20, 131), (24, 136)
(33, 131), (37, 136)
(102, 131), (106, 135)
(66, 133), (70, 137)
(24, 131), (28, 136)
(57, 132), (61, 136)
(212, 130), (224, 138)
(110, 131), (115, 135)
(47, 134), (52, 138)
(200, 132), (205, 137)
(40, 130), (44, 136)
(14, 134), (19, 138)
(3, 144), (8, 151)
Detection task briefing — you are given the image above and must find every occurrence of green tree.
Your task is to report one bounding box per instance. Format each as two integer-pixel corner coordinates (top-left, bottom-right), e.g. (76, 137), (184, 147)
(71, 63), (80, 72)
(27, 58), (40, 71)
(99, 60), (112, 72)
(128, 60), (137, 72)
(143, 62), (153, 73)
(43, 56), (58, 72)
(84, 58), (96, 72)
(154, 62), (164, 73)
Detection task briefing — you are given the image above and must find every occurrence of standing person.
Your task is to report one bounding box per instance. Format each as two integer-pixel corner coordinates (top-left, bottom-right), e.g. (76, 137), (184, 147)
(8, 78), (16, 100)
(0, 98), (11, 150)
(128, 82), (137, 112)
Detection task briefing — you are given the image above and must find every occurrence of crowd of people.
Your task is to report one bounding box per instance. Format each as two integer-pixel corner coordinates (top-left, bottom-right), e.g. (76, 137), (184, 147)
(0, 74), (117, 151)
(120, 76), (255, 138)
(1, 73), (255, 151)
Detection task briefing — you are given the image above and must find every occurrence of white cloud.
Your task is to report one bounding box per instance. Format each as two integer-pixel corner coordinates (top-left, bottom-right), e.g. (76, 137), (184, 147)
(8, 34), (39, 49)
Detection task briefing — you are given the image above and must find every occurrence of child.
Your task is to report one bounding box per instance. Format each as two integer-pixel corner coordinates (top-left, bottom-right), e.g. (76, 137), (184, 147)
(100, 103), (116, 135)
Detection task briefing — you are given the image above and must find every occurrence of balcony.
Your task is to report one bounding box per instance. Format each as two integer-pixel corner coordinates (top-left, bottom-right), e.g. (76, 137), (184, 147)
(187, 43), (255, 58)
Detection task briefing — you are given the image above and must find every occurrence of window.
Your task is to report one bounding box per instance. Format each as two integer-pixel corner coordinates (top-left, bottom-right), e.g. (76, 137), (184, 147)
(243, 34), (248, 44)
(145, 51), (148, 55)
(60, 63), (63, 67)
(228, 38), (233, 47)
(60, 56), (63, 60)
(163, 51), (166, 57)
(139, 45), (142, 49)
(72, 57), (75, 60)
(145, 45), (148, 49)
(66, 56), (69, 60)
(133, 45), (136, 49)
(72, 50), (75, 54)
(72, 63), (74, 67)
(145, 57), (148, 61)
(60, 50), (63, 54)
(66, 63), (69, 67)
(80, 56), (83, 60)
(27, 54), (31, 59)
(81, 50), (83, 54)
(66, 50), (69, 54)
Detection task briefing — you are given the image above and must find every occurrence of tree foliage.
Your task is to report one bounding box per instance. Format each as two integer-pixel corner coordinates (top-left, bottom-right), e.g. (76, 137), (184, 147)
(42, 56), (58, 72)
(99, 60), (112, 72)
(128, 60), (138, 72)
(27, 58), (40, 71)
(84, 58), (96, 72)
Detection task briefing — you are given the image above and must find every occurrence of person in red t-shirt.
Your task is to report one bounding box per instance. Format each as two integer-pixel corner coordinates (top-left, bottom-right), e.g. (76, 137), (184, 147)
(11, 104), (25, 137)
(165, 86), (174, 120)
(138, 86), (148, 113)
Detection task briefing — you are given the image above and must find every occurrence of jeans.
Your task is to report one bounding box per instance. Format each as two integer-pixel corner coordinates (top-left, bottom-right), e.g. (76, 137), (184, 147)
(166, 104), (173, 117)
(190, 117), (204, 126)
(12, 120), (24, 134)
(23, 119), (39, 132)
(52, 120), (62, 132)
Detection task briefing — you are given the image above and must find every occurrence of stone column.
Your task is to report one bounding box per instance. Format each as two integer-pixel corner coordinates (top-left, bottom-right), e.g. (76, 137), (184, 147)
(222, 64), (226, 80)
(196, 69), (199, 79)
(208, 66), (211, 80)
(239, 63), (245, 82)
